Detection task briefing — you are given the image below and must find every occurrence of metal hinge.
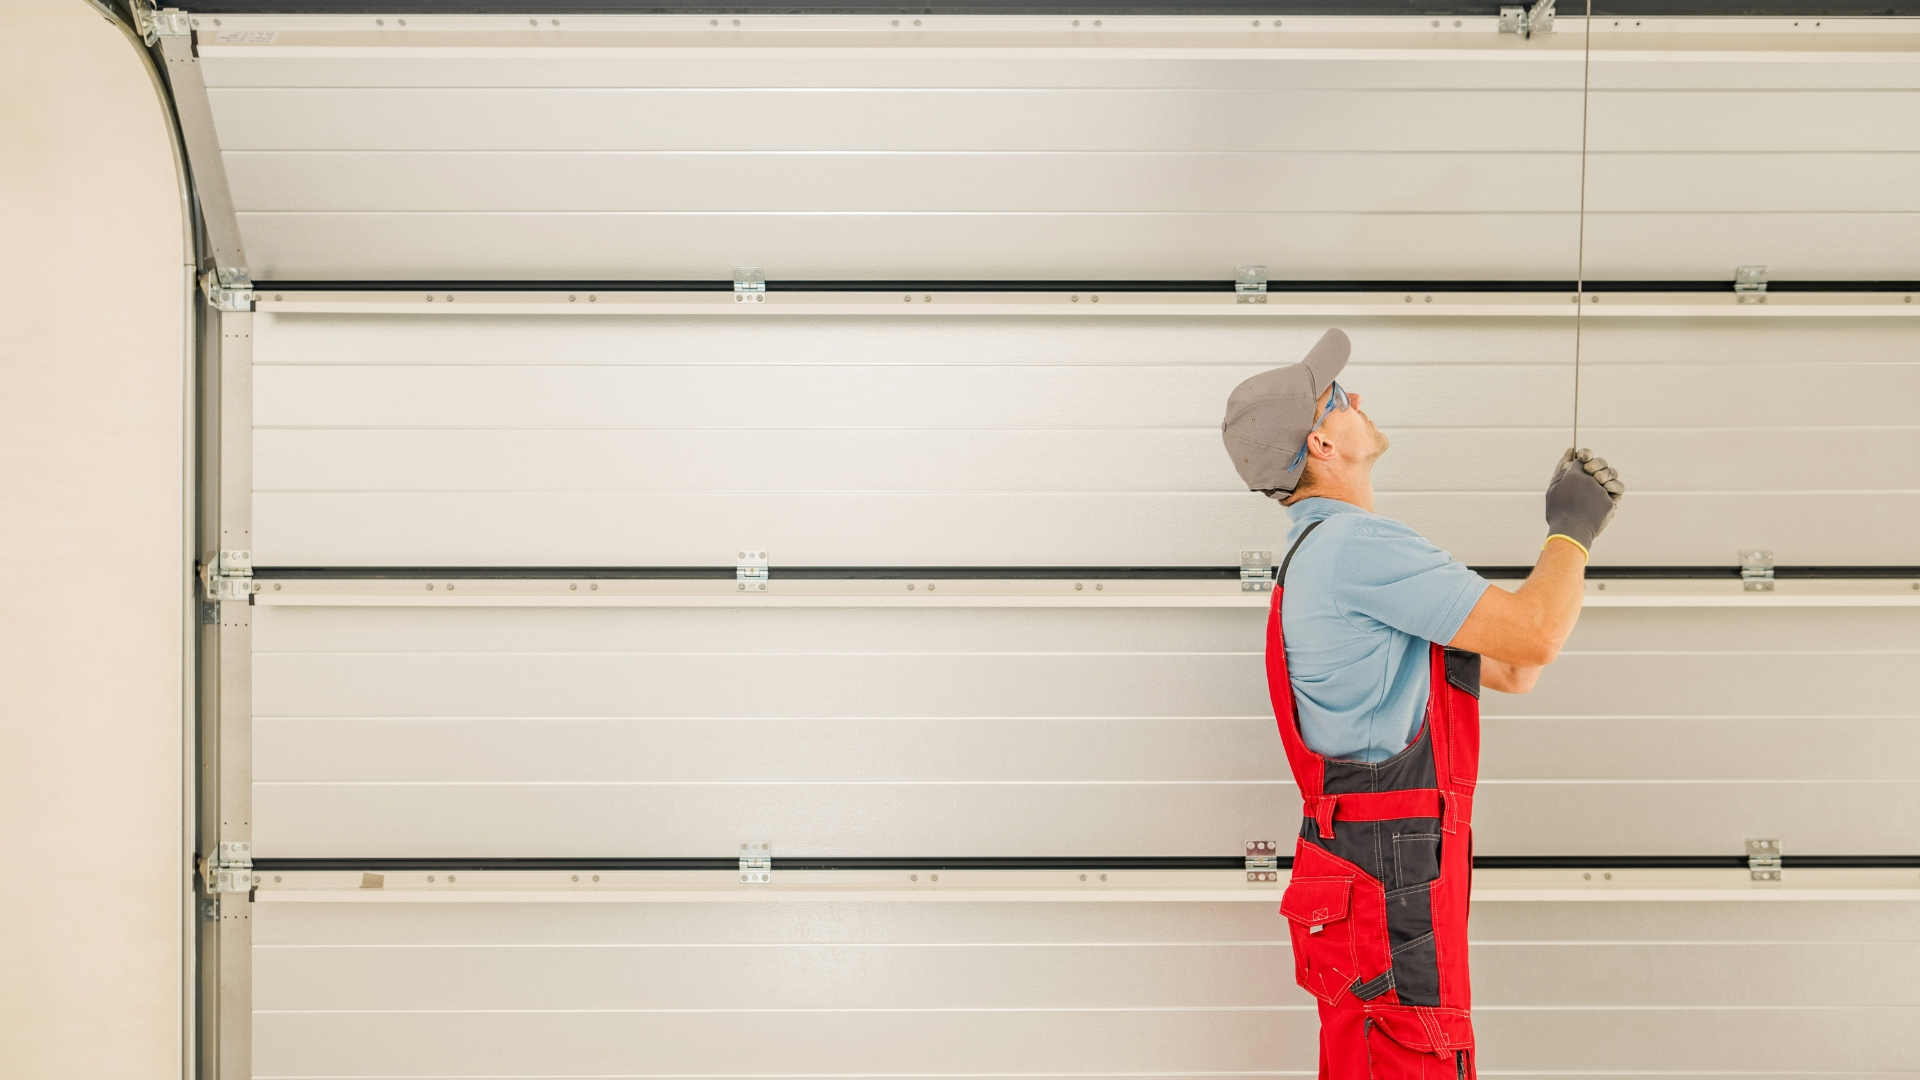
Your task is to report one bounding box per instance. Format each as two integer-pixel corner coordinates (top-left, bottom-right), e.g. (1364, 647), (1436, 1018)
(200, 841), (255, 894)
(137, 3), (190, 44)
(1747, 838), (1783, 881)
(1240, 550), (1275, 593)
(1734, 265), (1769, 304)
(1740, 550), (1775, 592)
(739, 841), (772, 884)
(1246, 840), (1279, 882)
(201, 266), (254, 311)
(1499, 0), (1555, 36)
(736, 549), (769, 592)
(203, 549), (254, 601)
(1235, 264), (1268, 305)
(733, 265), (766, 304)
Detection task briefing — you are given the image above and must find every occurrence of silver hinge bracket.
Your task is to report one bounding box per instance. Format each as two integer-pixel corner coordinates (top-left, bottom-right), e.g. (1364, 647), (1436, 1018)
(733, 265), (766, 304)
(739, 841), (772, 884)
(1747, 838), (1783, 881)
(1740, 550), (1775, 592)
(201, 266), (254, 311)
(736, 549), (769, 592)
(204, 548), (254, 601)
(200, 841), (255, 894)
(138, 4), (190, 44)
(1240, 550), (1275, 593)
(1245, 840), (1279, 882)
(1735, 265), (1769, 304)
(1499, 0), (1555, 36)
(1235, 264), (1268, 305)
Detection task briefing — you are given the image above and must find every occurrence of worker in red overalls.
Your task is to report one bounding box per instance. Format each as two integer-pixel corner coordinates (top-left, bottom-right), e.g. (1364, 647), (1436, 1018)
(1221, 329), (1625, 1078)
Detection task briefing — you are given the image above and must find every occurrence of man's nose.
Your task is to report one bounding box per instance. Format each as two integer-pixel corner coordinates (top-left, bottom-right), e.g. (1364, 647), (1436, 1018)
(1347, 391), (1363, 411)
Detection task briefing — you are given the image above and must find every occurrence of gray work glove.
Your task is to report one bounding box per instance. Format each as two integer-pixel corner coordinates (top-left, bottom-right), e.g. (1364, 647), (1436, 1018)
(1544, 448), (1624, 556)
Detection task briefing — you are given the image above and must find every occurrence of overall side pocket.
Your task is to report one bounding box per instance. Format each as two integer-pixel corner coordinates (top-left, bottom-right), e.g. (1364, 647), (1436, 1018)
(1279, 874), (1359, 1005)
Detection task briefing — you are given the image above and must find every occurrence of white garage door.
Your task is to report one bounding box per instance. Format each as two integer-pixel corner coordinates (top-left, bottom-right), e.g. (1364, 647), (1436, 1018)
(165, 10), (1920, 1080)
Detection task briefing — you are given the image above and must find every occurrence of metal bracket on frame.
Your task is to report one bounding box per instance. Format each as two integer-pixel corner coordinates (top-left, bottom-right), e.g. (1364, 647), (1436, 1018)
(200, 841), (255, 894)
(739, 841), (772, 884)
(1734, 265), (1769, 304)
(1499, 0), (1555, 36)
(201, 266), (254, 312)
(1235, 265), (1268, 304)
(1240, 550), (1275, 593)
(736, 550), (769, 591)
(734, 266), (766, 304)
(137, 3), (191, 43)
(1747, 838), (1783, 881)
(1740, 550), (1775, 592)
(1246, 840), (1280, 882)
(203, 548), (254, 601)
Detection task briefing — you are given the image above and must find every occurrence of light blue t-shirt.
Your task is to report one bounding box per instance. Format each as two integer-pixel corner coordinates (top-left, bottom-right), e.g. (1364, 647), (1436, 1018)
(1277, 498), (1491, 763)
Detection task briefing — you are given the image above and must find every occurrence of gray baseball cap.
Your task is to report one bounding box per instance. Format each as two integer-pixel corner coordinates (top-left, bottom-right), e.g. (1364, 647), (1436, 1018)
(1221, 327), (1351, 496)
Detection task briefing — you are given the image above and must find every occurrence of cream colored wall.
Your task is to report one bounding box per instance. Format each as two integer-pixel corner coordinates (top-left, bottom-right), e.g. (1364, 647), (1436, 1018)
(0, 2), (189, 1078)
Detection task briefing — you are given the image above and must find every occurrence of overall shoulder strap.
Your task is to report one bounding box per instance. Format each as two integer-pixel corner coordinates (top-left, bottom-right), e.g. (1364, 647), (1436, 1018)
(1277, 518), (1327, 589)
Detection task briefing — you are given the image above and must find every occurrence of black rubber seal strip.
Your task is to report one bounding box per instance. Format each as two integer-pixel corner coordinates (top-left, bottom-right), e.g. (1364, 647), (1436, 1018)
(254, 564), (1920, 581)
(174, 2), (1920, 19)
(254, 278), (1920, 295)
(255, 854), (1920, 873)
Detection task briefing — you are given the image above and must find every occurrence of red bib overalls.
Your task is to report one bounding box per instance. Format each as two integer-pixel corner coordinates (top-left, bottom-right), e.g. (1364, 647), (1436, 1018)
(1265, 520), (1483, 1079)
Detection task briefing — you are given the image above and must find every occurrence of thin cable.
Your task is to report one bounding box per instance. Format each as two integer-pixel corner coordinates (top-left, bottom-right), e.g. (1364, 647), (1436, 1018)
(1571, 0), (1594, 450)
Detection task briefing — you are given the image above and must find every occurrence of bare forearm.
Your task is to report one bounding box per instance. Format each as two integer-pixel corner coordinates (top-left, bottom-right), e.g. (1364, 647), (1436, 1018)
(1449, 537), (1586, 667)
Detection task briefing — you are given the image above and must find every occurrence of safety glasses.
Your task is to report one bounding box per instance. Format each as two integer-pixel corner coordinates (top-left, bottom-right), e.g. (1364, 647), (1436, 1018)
(1287, 381), (1349, 473)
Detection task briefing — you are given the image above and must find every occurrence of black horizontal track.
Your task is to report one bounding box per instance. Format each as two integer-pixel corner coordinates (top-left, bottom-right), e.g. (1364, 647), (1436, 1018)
(256, 854), (1920, 873)
(254, 564), (1920, 581)
(254, 278), (1920, 294)
(175, 1), (1920, 19)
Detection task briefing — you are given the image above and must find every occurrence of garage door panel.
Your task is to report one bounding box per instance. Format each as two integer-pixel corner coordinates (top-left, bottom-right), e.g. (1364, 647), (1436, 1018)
(208, 87), (1584, 153)
(254, 1008), (1300, 1076)
(1592, 46), (1920, 91)
(1590, 91), (1920, 152)
(263, 424), (1920, 495)
(253, 652), (1265, 720)
(252, 360), (1569, 430)
(199, 52), (1589, 92)
(252, 899), (1284, 948)
(1485, 718), (1920, 782)
(1546, 608), (1920, 654)
(1580, 211), (1920, 279)
(1586, 153), (1920, 212)
(253, 898), (1920, 1076)
(238, 210), (1586, 282)
(251, 606), (1266, 655)
(1495, 651), (1916, 718)
(226, 150), (1580, 214)
(1470, 898), (1920, 941)
(255, 717), (1281, 784)
(1475, 1008), (1917, 1072)
(1478, 782), (1920, 857)
(251, 780), (1286, 859)
(1476, 943), (1920, 1007)
(254, 313), (1578, 369)
(255, 941), (1296, 1012)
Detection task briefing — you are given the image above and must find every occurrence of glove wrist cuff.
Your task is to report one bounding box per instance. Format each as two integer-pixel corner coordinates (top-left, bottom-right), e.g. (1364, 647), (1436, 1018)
(1544, 533), (1591, 561)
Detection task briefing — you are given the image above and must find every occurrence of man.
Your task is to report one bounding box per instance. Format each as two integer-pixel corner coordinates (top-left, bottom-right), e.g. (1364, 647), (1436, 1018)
(1220, 328), (1624, 1079)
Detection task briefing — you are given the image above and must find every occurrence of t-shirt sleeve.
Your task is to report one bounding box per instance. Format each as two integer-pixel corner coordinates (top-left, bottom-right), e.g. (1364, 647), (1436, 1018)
(1331, 518), (1491, 646)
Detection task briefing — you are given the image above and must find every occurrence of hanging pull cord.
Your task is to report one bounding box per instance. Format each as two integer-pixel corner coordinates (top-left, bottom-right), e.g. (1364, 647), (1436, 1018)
(1572, 0), (1594, 449)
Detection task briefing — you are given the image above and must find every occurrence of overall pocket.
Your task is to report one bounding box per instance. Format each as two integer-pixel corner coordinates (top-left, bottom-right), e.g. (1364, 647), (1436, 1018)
(1279, 875), (1359, 1004)
(1363, 1006), (1475, 1080)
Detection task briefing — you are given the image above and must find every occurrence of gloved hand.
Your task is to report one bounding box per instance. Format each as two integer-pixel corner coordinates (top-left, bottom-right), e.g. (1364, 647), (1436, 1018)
(1544, 448), (1624, 557)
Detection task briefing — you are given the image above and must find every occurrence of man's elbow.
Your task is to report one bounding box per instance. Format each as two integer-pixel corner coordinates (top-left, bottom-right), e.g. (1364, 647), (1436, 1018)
(1509, 633), (1562, 669)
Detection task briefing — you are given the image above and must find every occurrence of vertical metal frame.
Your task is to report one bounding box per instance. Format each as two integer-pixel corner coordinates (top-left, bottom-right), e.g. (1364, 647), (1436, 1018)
(153, 9), (253, 1080)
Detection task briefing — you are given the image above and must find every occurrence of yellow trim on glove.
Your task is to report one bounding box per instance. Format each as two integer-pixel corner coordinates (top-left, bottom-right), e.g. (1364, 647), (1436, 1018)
(1544, 534), (1590, 560)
